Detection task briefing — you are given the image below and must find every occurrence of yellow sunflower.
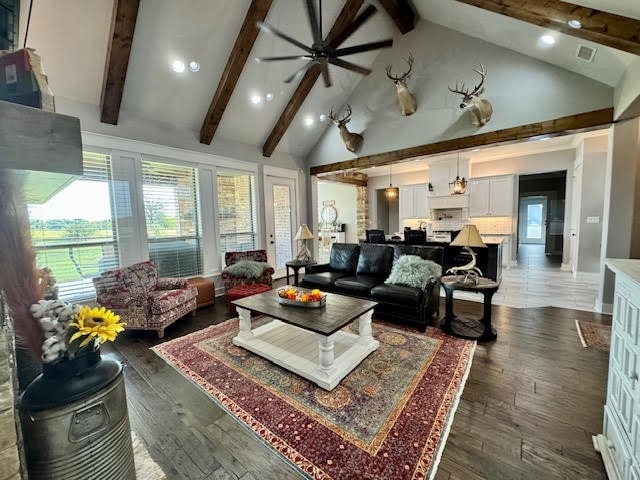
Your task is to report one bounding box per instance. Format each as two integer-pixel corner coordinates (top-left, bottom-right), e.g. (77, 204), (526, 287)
(69, 306), (127, 348)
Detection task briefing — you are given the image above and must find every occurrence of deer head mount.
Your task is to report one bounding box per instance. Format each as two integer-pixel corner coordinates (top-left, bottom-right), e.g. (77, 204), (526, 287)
(328, 104), (363, 153)
(448, 64), (493, 127)
(386, 54), (417, 116)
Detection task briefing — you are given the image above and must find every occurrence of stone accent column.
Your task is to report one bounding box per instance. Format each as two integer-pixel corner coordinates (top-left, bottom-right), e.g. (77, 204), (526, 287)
(357, 185), (369, 240)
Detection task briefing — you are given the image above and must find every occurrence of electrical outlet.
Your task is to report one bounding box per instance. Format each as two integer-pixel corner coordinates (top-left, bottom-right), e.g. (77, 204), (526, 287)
(586, 216), (600, 224)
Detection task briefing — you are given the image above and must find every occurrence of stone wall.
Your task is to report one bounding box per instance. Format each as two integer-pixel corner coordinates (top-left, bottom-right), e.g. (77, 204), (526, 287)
(0, 318), (22, 480)
(357, 185), (369, 240)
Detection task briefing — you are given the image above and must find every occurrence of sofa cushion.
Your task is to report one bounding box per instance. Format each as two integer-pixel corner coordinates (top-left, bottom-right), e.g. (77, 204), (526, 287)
(334, 275), (381, 297)
(385, 255), (442, 289)
(149, 288), (196, 315)
(329, 243), (360, 273)
(301, 271), (350, 289)
(371, 283), (423, 306)
(356, 244), (394, 277)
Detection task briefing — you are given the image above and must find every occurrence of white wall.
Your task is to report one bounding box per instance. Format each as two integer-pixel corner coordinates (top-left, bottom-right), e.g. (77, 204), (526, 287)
(615, 57), (640, 120)
(316, 181), (358, 243)
(307, 20), (613, 167)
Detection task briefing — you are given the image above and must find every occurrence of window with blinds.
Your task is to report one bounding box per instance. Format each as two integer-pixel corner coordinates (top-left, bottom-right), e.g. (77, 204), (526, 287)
(217, 171), (257, 253)
(142, 160), (202, 277)
(28, 152), (119, 300)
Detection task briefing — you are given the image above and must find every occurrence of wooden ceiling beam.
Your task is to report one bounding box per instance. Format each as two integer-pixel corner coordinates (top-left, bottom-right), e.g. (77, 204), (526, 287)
(200, 0), (273, 144)
(262, 0), (365, 157)
(317, 173), (368, 186)
(456, 0), (640, 55)
(378, 0), (415, 34)
(310, 108), (614, 175)
(100, 0), (140, 125)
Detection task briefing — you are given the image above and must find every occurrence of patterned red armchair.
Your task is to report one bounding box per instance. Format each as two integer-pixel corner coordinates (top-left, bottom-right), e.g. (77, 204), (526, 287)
(92, 261), (197, 338)
(221, 249), (274, 291)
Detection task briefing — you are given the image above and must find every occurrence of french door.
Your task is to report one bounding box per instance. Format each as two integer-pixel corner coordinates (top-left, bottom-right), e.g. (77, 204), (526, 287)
(264, 175), (296, 278)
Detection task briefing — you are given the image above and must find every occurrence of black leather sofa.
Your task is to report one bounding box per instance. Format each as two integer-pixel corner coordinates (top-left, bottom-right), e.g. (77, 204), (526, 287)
(300, 243), (444, 330)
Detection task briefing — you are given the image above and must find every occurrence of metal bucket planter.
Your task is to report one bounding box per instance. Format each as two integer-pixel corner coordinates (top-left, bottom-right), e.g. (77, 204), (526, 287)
(19, 348), (135, 479)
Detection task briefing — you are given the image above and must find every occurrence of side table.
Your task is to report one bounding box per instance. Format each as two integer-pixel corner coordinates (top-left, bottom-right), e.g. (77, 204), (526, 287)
(285, 260), (317, 286)
(441, 275), (500, 341)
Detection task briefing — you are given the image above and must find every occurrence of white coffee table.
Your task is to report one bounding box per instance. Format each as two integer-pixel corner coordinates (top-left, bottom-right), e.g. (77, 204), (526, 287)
(232, 289), (379, 391)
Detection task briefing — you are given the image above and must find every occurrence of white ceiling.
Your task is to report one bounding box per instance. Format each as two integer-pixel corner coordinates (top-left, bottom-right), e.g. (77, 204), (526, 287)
(18, 0), (638, 159)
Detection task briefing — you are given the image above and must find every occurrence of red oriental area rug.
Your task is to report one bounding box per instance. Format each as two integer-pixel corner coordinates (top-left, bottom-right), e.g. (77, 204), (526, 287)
(152, 319), (475, 480)
(575, 319), (611, 352)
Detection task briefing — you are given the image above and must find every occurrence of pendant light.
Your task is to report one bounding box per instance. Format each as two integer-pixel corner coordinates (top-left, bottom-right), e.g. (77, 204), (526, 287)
(449, 152), (467, 195)
(384, 163), (398, 200)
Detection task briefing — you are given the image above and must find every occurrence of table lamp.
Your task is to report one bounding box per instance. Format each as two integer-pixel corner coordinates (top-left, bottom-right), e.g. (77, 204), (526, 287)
(295, 224), (314, 262)
(447, 224), (487, 283)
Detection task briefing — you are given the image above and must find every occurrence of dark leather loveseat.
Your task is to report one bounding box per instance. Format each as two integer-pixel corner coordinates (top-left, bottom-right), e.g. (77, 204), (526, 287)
(300, 243), (444, 330)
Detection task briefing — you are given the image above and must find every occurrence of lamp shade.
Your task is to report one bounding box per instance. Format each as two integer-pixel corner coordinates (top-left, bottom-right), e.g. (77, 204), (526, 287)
(295, 224), (314, 240)
(450, 224), (486, 248)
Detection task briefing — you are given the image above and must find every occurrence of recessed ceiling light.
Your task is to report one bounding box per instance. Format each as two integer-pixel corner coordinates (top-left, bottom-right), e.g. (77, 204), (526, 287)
(540, 34), (556, 46)
(265, 92), (274, 102)
(567, 19), (582, 29)
(539, 136), (551, 141)
(250, 94), (262, 105)
(189, 60), (200, 72)
(319, 114), (327, 122)
(303, 115), (314, 127)
(171, 60), (186, 73)
(472, 148), (480, 152)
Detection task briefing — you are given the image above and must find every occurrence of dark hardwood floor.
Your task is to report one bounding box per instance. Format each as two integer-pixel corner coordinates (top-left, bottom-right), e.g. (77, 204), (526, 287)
(107, 280), (611, 479)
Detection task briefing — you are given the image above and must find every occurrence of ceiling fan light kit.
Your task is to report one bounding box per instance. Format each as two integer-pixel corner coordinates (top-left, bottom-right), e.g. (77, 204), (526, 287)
(256, 1), (393, 87)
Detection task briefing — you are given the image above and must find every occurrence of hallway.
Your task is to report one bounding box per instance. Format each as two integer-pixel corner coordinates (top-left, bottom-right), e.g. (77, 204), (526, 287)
(454, 244), (600, 312)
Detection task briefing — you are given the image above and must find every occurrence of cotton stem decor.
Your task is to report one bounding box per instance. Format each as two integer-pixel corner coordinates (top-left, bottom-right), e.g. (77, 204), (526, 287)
(0, 169), (44, 359)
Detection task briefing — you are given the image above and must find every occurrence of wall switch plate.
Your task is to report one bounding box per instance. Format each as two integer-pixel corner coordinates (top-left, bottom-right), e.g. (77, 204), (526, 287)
(586, 216), (600, 224)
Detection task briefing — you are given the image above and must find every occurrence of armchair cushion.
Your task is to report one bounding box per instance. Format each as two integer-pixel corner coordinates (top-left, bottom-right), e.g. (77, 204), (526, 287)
(156, 277), (188, 290)
(385, 255), (442, 289)
(150, 289), (196, 315)
(223, 260), (272, 279)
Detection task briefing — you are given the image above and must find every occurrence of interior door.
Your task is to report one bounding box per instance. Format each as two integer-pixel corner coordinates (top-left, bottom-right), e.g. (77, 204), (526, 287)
(264, 176), (296, 278)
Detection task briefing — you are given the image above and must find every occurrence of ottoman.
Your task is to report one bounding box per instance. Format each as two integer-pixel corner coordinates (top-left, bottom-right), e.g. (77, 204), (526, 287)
(187, 276), (216, 308)
(226, 283), (272, 315)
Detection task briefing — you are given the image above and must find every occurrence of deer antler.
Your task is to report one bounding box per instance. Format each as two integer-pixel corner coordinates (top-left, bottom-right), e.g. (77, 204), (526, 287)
(328, 106), (336, 122)
(328, 104), (352, 124)
(386, 53), (414, 81)
(470, 64), (487, 96)
(448, 81), (469, 96)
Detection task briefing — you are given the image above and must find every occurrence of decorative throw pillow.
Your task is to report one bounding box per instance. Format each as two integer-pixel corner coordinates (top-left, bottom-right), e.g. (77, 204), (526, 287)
(224, 260), (272, 278)
(385, 255), (442, 289)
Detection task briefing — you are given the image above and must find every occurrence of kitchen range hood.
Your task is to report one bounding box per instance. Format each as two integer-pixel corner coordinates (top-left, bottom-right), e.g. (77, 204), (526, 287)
(0, 100), (83, 203)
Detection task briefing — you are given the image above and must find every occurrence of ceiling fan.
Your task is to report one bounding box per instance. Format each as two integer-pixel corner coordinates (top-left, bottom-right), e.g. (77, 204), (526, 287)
(256, 0), (393, 87)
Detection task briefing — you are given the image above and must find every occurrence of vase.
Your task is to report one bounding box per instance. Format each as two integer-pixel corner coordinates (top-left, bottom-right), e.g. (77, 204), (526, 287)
(19, 347), (136, 480)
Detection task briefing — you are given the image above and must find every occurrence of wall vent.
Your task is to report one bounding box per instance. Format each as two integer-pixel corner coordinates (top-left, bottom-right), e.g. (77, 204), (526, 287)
(576, 45), (597, 62)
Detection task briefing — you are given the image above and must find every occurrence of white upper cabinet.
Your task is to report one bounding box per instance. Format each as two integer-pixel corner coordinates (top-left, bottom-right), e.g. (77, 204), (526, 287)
(468, 175), (515, 217)
(399, 184), (429, 219)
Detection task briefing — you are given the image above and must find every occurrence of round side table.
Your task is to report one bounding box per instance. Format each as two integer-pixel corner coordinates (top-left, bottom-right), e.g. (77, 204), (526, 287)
(441, 275), (500, 341)
(285, 260), (316, 286)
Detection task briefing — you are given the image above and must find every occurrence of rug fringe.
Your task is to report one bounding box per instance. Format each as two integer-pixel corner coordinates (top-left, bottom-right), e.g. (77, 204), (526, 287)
(427, 340), (477, 480)
(575, 319), (588, 348)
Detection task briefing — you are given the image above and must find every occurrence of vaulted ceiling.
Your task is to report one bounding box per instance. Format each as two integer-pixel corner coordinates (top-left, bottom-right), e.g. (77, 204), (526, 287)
(18, 0), (640, 164)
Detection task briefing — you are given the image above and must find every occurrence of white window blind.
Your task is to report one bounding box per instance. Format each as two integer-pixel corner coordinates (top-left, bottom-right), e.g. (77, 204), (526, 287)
(142, 160), (202, 277)
(28, 152), (119, 301)
(217, 171), (257, 253)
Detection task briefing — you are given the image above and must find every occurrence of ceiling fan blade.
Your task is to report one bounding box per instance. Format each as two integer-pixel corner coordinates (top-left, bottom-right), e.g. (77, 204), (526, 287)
(328, 4), (377, 48)
(305, 0), (322, 45)
(327, 57), (371, 76)
(321, 63), (332, 87)
(257, 22), (314, 54)
(256, 55), (312, 62)
(333, 39), (393, 57)
(284, 61), (315, 83)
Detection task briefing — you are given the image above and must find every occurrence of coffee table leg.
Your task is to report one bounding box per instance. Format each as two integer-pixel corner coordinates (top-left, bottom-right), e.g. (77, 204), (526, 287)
(316, 334), (335, 374)
(236, 307), (253, 340)
(358, 311), (375, 346)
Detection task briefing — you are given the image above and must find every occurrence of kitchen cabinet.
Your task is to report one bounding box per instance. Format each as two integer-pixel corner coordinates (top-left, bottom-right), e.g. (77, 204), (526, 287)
(594, 260), (640, 480)
(468, 175), (514, 217)
(399, 184), (429, 219)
